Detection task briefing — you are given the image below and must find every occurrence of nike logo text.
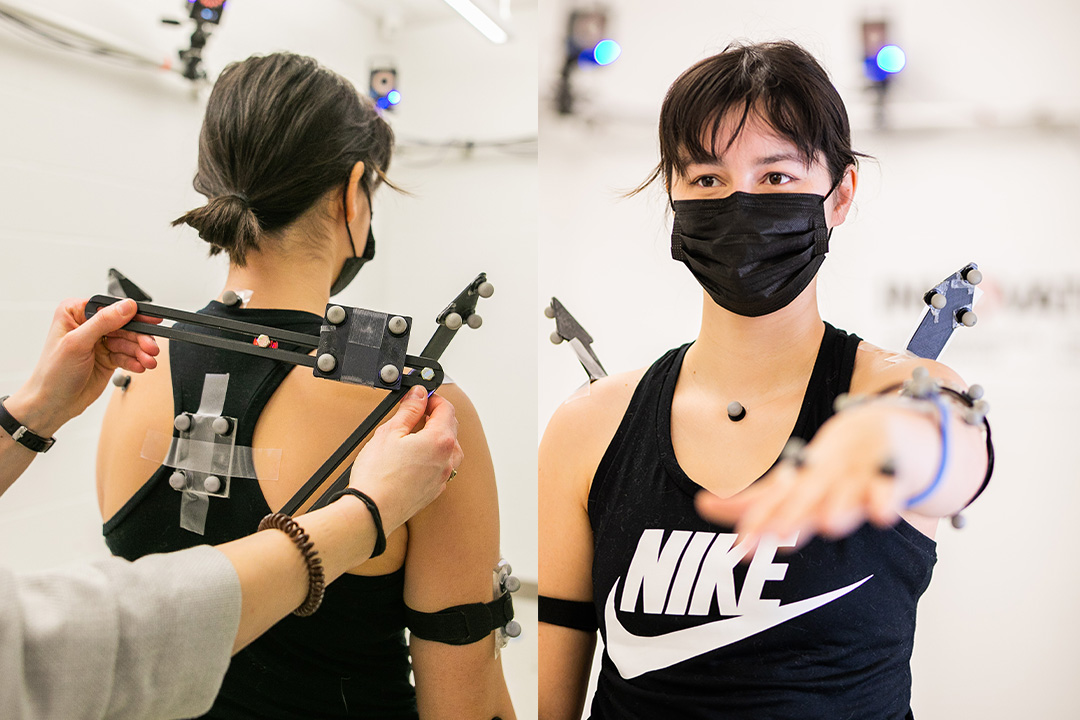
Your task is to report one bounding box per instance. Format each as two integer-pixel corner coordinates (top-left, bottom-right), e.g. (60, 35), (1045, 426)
(605, 528), (872, 678)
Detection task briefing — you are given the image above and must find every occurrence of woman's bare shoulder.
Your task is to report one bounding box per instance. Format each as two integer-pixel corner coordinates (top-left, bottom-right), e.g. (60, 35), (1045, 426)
(851, 340), (967, 395)
(540, 366), (649, 492)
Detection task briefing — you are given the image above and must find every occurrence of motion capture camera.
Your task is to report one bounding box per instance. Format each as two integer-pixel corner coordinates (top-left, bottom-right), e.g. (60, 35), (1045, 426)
(187, 0), (226, 25)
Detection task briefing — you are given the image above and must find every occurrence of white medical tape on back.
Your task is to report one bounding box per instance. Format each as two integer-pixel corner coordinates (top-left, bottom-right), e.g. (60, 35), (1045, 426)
(141, 430), (282, 482)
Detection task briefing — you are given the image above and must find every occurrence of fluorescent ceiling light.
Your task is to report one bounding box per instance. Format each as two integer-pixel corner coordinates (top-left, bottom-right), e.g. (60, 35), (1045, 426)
(442, 0), (509, 44)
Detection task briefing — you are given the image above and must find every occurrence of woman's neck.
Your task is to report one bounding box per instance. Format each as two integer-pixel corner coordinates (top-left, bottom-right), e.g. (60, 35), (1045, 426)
(222, 242), (340, 316)
(682, 281), (825, 403)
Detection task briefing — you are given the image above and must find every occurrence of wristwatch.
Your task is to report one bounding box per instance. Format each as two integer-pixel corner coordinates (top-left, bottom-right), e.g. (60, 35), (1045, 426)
(0, 395), (56, 453)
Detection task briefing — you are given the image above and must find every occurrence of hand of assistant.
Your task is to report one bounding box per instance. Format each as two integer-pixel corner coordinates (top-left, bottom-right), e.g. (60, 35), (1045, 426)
(7, 298), (161, 435)
(350, 385), (464, 534)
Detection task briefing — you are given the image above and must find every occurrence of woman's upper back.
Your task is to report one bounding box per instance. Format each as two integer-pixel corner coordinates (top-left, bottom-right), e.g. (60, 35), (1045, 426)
(95, 300), (418, 719)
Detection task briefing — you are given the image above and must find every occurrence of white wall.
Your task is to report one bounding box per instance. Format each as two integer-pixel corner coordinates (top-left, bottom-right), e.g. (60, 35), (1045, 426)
(538, 1), (1080, 718)
(0, 0), (537, 713)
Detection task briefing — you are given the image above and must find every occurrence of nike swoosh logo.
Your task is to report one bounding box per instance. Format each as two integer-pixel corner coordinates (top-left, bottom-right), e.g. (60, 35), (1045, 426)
(605, 574), (873, 679)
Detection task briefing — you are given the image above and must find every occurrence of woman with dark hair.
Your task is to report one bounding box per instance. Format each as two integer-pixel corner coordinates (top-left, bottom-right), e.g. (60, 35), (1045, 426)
(96, 53), (514, 719)
(539, 41), (991, 719)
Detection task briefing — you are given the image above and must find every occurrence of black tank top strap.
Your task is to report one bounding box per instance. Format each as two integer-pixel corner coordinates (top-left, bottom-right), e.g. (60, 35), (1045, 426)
(791, 322), (863, 442)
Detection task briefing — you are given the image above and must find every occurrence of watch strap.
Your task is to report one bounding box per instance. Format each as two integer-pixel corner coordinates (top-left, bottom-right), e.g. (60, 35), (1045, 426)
(0, 396), (56, 453)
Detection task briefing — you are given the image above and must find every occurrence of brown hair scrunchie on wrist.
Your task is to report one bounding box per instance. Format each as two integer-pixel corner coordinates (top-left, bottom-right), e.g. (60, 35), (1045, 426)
(257, 512), (326, 616)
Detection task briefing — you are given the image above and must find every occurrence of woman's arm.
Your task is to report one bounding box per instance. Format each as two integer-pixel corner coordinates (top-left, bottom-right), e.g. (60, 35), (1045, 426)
(404, 384), (515, 720)
(538, 371), (644, 720)
(225, 386), (460, 653)
(696, 354), (990, 548)
(538, 397), (600, 720)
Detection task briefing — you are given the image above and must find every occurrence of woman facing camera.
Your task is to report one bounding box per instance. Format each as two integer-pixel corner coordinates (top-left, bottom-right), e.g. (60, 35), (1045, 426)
(96, 53), (514, 720)
(539, 41), (991, 719)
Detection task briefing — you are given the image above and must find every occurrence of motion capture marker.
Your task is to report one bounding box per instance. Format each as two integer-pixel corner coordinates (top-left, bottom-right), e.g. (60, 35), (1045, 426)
(326, 305), (347, 325)
(477, 281), (495, 298)
(966, 384), (985, 401)
(780, 437), (808, 467)
(444, 312), (463, 330)
(727, 401), (746, 422)
(962, 267), (983, 285)
(169, 470), (187, 490)
(379, 364), (400, 384)
(950, 513), (967, 529)
(211, 416), (232, 436)
(549, 331), (564, 345)
(504, 620), (522, 639)
(255, 334), (272, 348)
(221, 290), (242, 307)
(420, 367), (436, 382)
(833, 392), (856, 413)
(503, 575), (522, 593)
(543, 304), (555, 319)
(925, 291), (947, 310)
(388, 315), (408, 336)
(112, 372), (131, 391)
(203, 475), (222, 494)
(174, 413), (193, 432)
(466, 314), (483, 329)
(317, 353), (337, 373)
(957, 309), (978, 327)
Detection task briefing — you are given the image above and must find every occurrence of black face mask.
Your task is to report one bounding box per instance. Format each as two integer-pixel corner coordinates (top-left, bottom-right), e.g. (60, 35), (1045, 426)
(671, 191), (831, 317)
(330, 183), (376, 297)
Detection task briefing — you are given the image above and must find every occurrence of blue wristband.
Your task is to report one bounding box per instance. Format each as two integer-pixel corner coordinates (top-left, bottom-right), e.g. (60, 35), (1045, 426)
(905, 394), (950, 508)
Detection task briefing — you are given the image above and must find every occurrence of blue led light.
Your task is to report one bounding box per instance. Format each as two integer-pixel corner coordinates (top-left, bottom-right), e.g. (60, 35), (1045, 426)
(201, 8), (216, 20)
(387, 90), (401, 105)
(593, 39), (621, 66)
(376, 96), (391, 110)
(875, 44), (906, 74)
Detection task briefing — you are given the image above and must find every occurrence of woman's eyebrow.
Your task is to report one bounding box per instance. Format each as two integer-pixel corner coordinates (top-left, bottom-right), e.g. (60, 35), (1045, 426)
(756, 152), (805, 165)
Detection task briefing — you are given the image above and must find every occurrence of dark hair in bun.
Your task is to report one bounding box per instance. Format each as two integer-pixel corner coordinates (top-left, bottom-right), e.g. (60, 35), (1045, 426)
(172, 52), (395, 266)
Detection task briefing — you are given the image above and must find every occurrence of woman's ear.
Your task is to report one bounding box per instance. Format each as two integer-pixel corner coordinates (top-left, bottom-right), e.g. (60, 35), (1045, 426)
(827, 165), (857, 228)
(343, 160), (367, 223)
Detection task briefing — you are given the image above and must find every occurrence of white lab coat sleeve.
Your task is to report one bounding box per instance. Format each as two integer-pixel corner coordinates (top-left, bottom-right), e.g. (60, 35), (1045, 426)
(0, 545), (242, 720)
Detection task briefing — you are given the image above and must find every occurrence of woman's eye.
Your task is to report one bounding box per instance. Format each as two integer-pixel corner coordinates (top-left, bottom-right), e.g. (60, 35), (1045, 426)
(765, 172), (792, 186)
(694, 176), (719, 188)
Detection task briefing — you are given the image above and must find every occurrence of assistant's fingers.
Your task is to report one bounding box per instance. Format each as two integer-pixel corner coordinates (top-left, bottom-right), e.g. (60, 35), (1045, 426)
(383, 385), (431, 435)
(68, 299), (138, 355)
(422, 393), (459, 436)
(105, 328), (160, 356)
(102, 336), (158, 370)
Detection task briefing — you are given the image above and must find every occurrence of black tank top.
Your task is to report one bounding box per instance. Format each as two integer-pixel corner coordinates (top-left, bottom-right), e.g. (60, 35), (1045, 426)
(103, 301), (417, 720)
(588, 323), (937, 720)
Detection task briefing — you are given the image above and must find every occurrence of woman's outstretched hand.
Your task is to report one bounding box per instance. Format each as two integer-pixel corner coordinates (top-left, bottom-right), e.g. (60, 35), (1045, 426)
(694, 401), (925, 555)
(350, 386), (464, 534)
(5, 298), (161, 438)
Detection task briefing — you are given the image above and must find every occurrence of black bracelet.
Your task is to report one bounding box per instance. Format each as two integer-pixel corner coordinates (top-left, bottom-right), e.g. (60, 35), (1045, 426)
(0, 396), (56, 453)
(328, 488), (386, 558)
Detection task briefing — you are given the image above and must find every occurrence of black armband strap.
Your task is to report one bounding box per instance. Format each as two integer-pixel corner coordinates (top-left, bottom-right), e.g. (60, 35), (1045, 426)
(964, 416), (994, 508)
(406, 591), (514, 645)
(538, 595), (598, 633)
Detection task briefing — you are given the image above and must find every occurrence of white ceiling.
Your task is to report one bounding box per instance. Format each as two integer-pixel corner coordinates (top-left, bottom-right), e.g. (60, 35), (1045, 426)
(345, 0), (536, 28)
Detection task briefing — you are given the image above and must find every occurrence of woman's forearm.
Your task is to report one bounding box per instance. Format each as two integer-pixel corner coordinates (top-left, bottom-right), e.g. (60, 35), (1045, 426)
(219, 495), (377, 653)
